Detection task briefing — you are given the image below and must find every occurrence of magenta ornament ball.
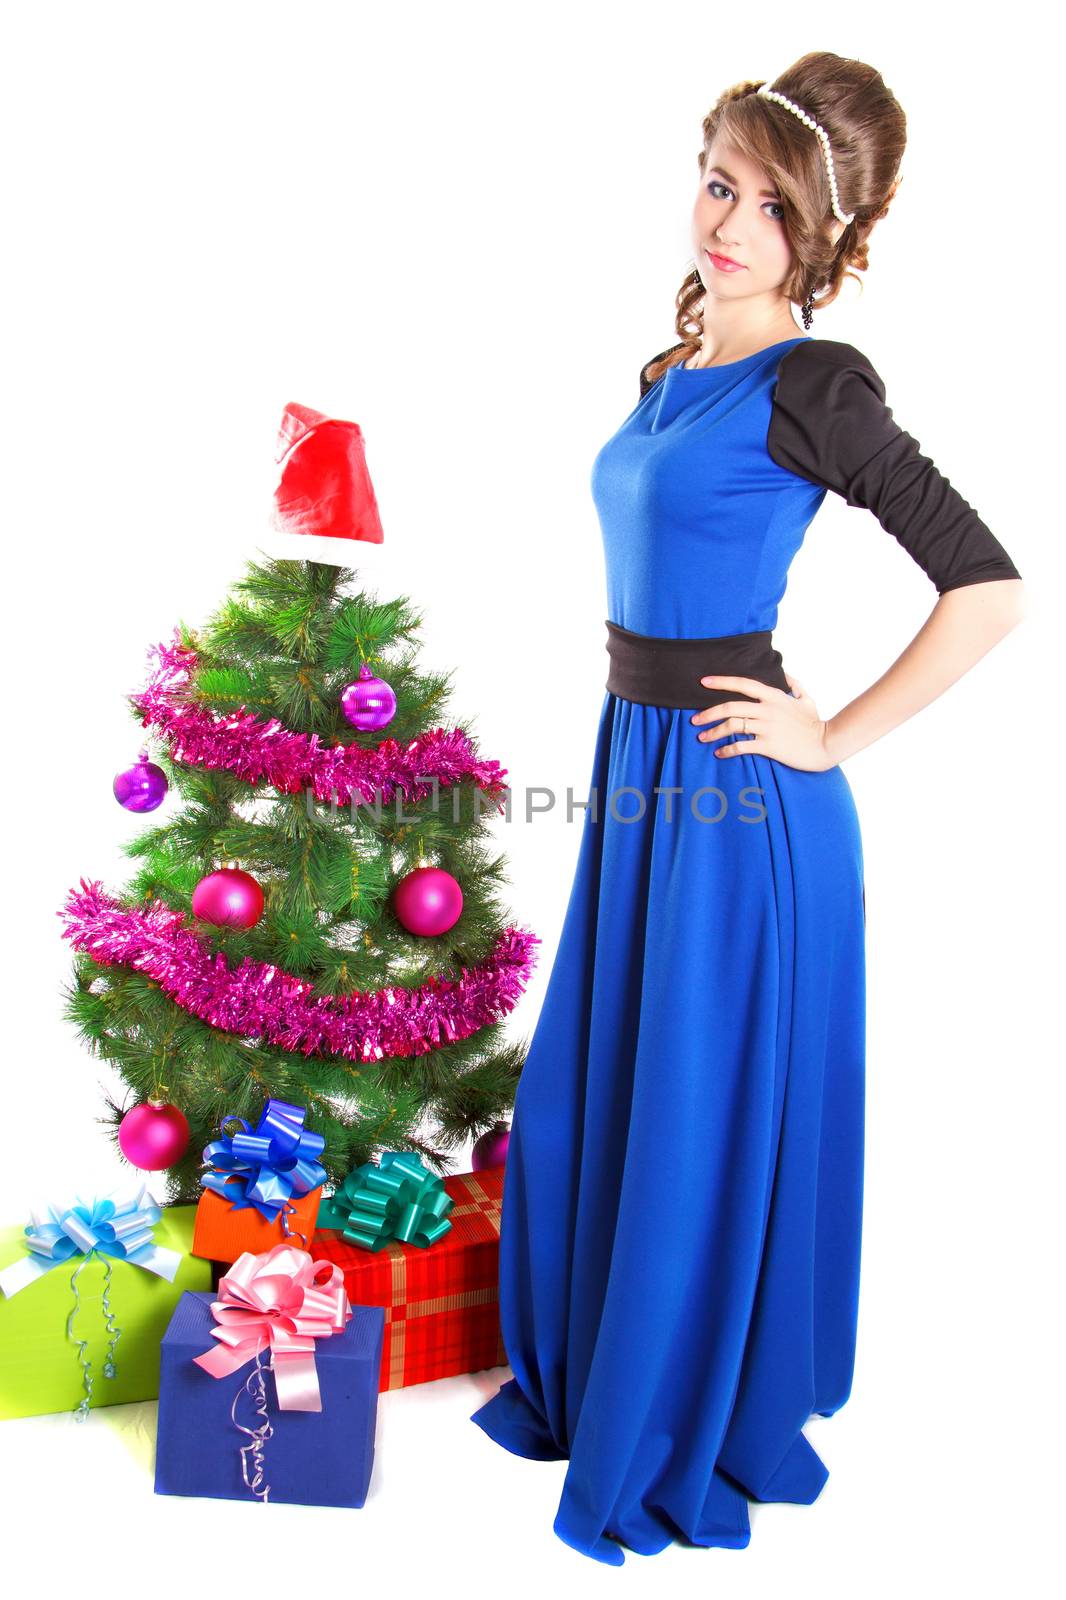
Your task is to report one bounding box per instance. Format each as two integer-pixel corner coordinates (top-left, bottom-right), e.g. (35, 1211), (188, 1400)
(114, 750), (169, 813)
(340, 662), (397, 730)
(472, 1121), (510, 1171)
(393, 866), (463, 936)
(191, 867), (265, 930)
(118, 1101), (190, 1170)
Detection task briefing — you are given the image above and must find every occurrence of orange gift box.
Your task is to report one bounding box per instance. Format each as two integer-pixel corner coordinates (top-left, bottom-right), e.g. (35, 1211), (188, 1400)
(311, 1165), (507, 1392)
(191, 1179), (323, 1265)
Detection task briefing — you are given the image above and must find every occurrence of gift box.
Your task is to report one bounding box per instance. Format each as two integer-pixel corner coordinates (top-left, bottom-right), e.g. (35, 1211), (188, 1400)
(154, 1286), (385, 1507)
(193, 1097), (326, 1265)
(192, 1179), (322, 1266)
(313, 1164), (507, 1392)
(0, 1201), (210, 1420)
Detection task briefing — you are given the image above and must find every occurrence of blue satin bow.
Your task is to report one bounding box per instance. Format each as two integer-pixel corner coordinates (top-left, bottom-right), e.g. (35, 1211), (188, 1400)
(200, 1098), (326, 1226)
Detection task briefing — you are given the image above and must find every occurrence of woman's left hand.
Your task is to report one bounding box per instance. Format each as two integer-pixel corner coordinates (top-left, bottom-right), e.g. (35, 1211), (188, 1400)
(692, 673), (837, 771)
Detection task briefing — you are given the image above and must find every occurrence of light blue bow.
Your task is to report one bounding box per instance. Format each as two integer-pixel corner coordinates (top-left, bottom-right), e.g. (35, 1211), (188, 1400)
(0, 1183), (181, 1296)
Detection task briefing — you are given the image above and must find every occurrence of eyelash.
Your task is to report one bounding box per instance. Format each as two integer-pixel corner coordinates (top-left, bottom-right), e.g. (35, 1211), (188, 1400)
(706, 180), (785, 222)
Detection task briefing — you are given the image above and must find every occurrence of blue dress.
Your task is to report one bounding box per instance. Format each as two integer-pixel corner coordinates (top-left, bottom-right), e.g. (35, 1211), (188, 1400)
(469, 334), (1021, 1563)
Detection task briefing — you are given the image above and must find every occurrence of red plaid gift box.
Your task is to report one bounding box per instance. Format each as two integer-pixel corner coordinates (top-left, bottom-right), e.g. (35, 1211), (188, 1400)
(310, 1165), (508, 1392)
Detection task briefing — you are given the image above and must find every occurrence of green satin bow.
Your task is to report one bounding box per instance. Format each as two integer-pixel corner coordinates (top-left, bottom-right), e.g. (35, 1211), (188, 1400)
(317, 1151), (454, 1251)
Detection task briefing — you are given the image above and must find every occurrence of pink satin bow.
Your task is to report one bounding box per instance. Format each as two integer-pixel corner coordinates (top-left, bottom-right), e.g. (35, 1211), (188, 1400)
(193, 1243), (351, 1411)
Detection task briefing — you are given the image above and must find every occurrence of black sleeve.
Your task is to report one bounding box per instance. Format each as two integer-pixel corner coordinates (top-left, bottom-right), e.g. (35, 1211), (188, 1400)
(640, 344), (684, 398)
(766, 339), (1023, 595)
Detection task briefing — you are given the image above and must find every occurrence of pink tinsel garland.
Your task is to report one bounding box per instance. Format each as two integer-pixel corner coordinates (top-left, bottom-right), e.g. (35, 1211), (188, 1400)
(58, 880), (540, 1061)
(131, 634), (510, 808)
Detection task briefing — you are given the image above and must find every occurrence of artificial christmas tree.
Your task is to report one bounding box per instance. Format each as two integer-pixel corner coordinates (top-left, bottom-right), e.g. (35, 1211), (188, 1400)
(56, 405), (533, 1203)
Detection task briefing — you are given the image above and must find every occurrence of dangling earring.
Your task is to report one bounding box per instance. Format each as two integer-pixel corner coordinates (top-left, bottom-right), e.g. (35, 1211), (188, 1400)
(801, 290), (815, 331)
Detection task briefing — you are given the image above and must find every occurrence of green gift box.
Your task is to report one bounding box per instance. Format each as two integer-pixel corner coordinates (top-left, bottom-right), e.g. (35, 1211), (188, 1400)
(0, 1202), (211, 1421)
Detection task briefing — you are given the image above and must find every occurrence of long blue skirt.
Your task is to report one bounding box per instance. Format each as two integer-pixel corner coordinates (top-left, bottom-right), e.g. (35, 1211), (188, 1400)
(470, 691), (866, 1564)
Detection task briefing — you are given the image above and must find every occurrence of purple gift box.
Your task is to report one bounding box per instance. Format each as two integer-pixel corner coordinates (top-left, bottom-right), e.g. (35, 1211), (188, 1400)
(154, 1290), (385, 1507)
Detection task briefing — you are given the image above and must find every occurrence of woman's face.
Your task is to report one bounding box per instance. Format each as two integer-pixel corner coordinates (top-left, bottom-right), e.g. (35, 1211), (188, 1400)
(691, 139), (795, 302)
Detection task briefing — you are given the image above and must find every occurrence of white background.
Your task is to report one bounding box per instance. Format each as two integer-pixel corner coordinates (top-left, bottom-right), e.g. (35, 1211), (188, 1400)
(2, 2), (1060, 1591)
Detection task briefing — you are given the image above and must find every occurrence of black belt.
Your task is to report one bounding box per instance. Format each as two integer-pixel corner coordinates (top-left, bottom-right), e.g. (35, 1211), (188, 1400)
(605, 620), (790, 710)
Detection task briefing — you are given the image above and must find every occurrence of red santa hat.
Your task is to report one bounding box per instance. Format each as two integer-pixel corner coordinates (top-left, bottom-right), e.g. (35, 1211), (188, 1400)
(268, 401), (384, 559)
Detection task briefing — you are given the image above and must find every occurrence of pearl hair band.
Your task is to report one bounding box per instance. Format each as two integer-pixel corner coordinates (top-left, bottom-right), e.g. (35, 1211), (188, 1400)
(756, 82), (856, 226)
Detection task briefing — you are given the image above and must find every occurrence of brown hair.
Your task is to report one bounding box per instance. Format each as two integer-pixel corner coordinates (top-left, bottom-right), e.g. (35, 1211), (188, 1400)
(644, 51), (906, 387)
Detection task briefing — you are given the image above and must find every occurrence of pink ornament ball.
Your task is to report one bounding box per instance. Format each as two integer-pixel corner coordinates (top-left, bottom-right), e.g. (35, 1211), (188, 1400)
(393, 866), (463, 937)
(340, 662), (397, 730)
(191, 867), (265, 930)
(118, 1100), (190, 1170)
(472, 1121), (510, 1170)
(114, 751), (169, 812)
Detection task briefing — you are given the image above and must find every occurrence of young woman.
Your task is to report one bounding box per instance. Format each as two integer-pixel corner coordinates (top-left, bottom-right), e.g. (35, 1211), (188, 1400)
(470, 51), (1024, 1565)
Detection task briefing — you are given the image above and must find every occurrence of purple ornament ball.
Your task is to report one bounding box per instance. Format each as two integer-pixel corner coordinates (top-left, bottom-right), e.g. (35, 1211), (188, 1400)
(472, 1121), (510, 1170)
(192, 867), (265, 930)
(393, 866), (463, 937)
(340, 662), (397, 730)
(114, 750), (169, 812)
(118, 1100), (190, 1170)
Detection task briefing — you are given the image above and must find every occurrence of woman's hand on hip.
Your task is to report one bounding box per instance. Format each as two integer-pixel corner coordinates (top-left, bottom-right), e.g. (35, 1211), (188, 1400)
(691, 673), (837, 771)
